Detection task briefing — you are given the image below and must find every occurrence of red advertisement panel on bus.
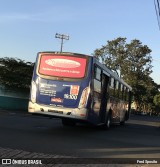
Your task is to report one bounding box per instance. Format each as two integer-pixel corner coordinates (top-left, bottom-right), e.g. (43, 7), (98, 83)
(39, 55), (87, 78)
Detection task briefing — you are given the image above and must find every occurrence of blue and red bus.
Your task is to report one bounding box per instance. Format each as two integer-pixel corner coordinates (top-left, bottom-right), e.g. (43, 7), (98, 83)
(28, 52), (132, 129)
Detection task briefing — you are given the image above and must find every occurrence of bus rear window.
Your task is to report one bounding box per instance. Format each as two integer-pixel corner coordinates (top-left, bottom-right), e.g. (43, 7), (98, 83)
(38, 54), (87, 78)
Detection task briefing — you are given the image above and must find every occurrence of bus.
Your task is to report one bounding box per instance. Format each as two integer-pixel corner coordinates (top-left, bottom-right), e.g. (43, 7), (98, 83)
(28, 52), (132, 129)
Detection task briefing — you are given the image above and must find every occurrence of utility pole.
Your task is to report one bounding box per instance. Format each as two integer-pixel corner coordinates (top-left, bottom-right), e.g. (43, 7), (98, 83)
(55, 33), (69, 52)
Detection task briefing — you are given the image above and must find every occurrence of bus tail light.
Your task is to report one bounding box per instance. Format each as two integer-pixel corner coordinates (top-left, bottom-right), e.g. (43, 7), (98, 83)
(78, 87), (90, 108)
(31, 81), (37, 103)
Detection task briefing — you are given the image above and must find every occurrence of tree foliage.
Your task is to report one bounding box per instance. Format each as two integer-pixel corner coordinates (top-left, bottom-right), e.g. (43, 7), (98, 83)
(0, 57), (34, 90)
(94, 37), (159, 112)
(153, 93), (160, 107)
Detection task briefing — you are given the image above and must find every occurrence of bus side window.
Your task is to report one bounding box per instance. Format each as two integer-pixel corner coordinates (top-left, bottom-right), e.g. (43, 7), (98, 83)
(115, 80), (119, 98)
(126, 88), (129, 101)
(121, 85), (124, 100)
(124, 86), (126, 101)
(109, 77), (115, 96)
(94, 66), (101, 81)
(119, 83), (123, 99)
(124, 87), (129, 101)
(94, 65), (102, 94)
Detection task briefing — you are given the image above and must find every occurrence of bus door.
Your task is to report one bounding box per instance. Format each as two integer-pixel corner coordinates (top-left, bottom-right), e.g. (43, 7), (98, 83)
(99, 73), (110, 123)
(92, 65), (110, 124)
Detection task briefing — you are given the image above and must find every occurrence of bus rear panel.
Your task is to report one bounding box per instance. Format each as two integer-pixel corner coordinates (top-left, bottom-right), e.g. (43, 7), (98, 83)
(28, 52), (92, 122)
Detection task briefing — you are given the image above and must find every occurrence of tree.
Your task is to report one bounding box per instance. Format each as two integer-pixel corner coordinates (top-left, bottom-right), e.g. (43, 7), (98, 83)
(140, 76), (158, 112)
(0, 57), (34, 90)
(153, 93), (160, 115)
(94, 37), (157, 112)
(154, 93), (160, 107)
(94, 37), (127, 71)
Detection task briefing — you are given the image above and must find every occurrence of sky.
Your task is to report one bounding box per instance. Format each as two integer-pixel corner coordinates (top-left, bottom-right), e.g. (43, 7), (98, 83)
(0, 0), (160, 84)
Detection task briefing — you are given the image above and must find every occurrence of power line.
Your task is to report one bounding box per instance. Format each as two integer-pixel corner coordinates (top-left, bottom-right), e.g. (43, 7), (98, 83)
(157, 0), (160, 16)
(154, 0), (160, 30)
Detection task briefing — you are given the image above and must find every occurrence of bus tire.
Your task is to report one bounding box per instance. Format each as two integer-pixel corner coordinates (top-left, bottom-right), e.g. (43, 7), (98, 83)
(120, 121), (125, 125)
(120, 112), (127, 125)
(62, 119), (76, 126)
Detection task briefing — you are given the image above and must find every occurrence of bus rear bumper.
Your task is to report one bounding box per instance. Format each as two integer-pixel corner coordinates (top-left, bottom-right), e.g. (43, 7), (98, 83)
(28, 101), (88, 120)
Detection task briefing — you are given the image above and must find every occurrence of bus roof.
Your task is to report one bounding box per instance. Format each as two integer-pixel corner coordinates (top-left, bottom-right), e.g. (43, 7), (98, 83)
(38, 51), (92, 58)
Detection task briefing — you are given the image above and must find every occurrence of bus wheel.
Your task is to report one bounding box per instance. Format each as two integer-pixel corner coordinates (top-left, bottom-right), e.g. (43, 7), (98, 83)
(120, 112), (127, 125)
(120, 121), (125, 125)
(103, 113), (111, 130)
(62, 119), (76, 126)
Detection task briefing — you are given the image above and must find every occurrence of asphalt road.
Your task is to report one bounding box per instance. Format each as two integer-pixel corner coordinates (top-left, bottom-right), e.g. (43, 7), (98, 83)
(0, 110), (160, 166)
